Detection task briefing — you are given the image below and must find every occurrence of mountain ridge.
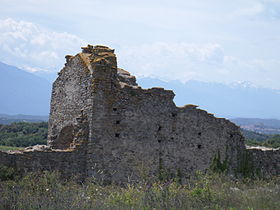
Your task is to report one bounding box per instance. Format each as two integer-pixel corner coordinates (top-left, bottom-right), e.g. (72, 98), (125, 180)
(0, 61), (51, 115)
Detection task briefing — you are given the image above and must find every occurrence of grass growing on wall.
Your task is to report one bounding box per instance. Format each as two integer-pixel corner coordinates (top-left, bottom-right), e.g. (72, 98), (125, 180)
(0, 170), (279, 210)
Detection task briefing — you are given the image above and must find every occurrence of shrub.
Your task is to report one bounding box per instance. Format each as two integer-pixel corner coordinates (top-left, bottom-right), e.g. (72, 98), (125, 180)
(0, 165), (17, 181)
(0, 171), (279, 209)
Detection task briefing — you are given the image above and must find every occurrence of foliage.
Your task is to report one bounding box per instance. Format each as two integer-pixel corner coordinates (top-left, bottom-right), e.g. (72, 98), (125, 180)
(210, 151), (228, 174)
(241, 128), (280, 148)
(0, 171), (279, 210)
(0, 165), (17, 181)
(0, 122), (47, 147)
(245, 134), (280, 148)
(262, 134), (280, 148)
(241, 128), (269, 141)
(235, 151), (255, 178)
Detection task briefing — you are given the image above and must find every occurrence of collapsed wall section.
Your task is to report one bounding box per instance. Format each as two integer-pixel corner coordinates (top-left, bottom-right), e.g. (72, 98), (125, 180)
(246, 147), (280, 178)
(165, 105), (246, 177)
(0, 146), (87, 177)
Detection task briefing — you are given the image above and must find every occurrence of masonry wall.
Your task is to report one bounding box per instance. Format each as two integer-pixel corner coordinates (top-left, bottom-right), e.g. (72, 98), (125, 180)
(0, 45), (279, 183)
(48, 54), (92, 150)
(86, 79), (246, 183)
(0, 146), (87, 177)
(78, 46), (246, 183)
(247, 148), (280, 178)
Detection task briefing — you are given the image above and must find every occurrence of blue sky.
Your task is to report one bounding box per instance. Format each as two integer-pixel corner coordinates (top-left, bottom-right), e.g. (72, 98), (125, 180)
(0, 0), (280, 89)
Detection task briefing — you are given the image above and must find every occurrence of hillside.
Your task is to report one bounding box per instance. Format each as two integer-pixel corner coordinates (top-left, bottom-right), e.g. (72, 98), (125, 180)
(0, 62), (51, 115)
(231, 118), (280, 134)
(0, 114), (48, 124)
(240, 128), (269, 141)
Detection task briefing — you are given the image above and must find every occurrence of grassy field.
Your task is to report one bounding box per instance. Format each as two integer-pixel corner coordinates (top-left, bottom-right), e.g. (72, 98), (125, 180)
(0, 145), (24, 151)
(0, 170), (279, 210)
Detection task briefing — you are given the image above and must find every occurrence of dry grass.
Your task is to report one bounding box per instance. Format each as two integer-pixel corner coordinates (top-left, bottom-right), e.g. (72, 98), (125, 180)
(0, 170), (279, 210)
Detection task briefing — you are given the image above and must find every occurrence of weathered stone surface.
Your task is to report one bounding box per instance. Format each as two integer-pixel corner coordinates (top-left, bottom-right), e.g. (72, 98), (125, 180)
(246, 146), (280, 178)
(0, 45), (279, 182)
(0, 148), (86, 177)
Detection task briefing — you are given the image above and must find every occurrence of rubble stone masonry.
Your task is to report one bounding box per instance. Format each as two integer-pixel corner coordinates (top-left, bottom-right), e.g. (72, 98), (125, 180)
(0, 45), (279, 183)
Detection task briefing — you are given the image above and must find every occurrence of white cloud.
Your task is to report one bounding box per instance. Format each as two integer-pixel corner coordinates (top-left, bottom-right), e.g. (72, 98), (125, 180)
(233, 3), (265, 17)
(0, 16), (279, 89)
(231, 0), (280, 20)
(117, 42), (280, 89)
(117, 42), (225, 82)
(0, 18), (86, 72)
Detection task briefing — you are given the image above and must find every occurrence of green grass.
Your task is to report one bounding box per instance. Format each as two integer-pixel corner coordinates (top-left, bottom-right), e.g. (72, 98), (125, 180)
(0, 170), (279, 210)
(0, 145), (24, 151)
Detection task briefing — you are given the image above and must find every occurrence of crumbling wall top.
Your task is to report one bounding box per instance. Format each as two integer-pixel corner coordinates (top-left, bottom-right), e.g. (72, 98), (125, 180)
(81, 44), (115, 54)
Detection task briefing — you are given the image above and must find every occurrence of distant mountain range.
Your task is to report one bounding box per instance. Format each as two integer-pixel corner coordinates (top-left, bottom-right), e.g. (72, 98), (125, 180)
(230, 118), (280, 135)
(0, 61), (279, 120)
(0, 62), (51, 115)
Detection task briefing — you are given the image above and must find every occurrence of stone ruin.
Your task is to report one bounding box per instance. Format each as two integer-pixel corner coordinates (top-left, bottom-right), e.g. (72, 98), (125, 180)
(0, 45), (279, 183)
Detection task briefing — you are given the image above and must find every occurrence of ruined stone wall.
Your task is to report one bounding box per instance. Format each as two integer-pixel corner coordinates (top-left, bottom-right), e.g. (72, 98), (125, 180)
(48, 53), (92, 149)
(76, 46), (247, 183)
(0, 44), (279, 183)
(166, 106), (245, 176)
(0, 146), (87, 177)
(85, 80), (246, 183)
(247, 147), (280, 178)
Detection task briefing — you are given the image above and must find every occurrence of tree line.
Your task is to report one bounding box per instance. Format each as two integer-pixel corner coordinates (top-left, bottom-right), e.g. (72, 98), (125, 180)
(0, 122), (47, 147)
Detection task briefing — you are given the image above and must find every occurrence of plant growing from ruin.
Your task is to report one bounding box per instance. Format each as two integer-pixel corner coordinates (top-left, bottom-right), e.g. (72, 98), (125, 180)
(210, 150), (229, 174)
(235, 150), (255, 178)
